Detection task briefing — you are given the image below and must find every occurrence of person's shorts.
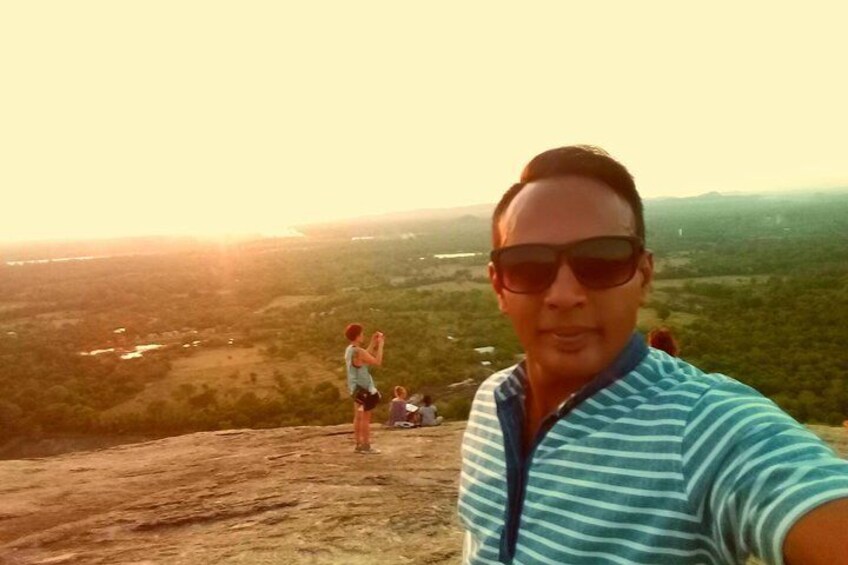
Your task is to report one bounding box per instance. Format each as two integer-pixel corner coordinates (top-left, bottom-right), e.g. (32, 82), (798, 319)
(353, 388), (381, 412)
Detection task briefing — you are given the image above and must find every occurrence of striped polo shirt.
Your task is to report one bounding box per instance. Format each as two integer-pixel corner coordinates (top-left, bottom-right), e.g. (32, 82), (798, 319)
(459, 334), (848, 564)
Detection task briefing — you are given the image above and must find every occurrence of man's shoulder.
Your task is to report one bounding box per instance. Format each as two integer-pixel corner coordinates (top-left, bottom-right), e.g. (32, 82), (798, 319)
(465, 365), (518, 421)
(475, 364), (518, 396)
(629, 350), (768, 408)
(634, 351), (805, 436)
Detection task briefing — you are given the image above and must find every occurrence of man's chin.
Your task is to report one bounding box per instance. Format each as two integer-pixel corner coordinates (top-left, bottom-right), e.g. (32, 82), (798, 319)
(531, 348), (602, 385)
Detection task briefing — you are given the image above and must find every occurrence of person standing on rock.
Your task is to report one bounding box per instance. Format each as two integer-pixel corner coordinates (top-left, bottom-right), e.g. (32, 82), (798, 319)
(459, 145), (848, 564)
(344, 323), (384, 454)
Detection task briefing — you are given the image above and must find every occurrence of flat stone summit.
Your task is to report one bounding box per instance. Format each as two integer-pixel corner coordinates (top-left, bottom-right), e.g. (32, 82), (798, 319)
(1, 423), (844, 564)
(0, 423), (466, 564)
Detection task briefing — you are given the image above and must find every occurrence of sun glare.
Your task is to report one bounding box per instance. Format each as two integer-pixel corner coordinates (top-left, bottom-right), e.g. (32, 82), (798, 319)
(1, 3), (847, 244)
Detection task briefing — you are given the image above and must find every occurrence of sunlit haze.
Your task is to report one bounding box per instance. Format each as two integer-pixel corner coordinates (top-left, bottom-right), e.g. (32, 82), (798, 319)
(2, 2), (847, 242)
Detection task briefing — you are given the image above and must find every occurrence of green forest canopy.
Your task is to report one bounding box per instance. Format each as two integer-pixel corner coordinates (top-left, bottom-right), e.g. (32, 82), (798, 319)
(1, 192), (847, 445)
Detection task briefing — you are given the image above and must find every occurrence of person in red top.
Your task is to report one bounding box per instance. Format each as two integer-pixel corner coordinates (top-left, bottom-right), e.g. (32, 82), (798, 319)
(647, 326), (679, 356)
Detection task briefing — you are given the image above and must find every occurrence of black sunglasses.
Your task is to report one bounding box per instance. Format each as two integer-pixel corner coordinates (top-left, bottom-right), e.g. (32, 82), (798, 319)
(490, 236), (645, 293)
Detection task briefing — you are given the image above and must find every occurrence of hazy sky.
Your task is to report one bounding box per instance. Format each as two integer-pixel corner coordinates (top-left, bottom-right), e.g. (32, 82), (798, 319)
(2, 2), (846, 242)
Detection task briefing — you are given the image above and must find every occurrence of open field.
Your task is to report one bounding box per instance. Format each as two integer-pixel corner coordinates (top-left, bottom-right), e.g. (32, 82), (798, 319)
(638, 307), (699, 329)
(34, 311), (85, 328)
(421, 263), (487, 278)
(388, 263), (488, 288)
(413, 272), (772, 296)
(653, 274), (773, 289)
(664, 311), (699, 327)
(0, 302), (29, 313)
(415, 281), (491, 292)
(103, 347), (344, 417)
(0, 310), (84, 330)
(637, 307), (662, 331)
(253, 294), (320, 314)
(654, 254), (693, 270)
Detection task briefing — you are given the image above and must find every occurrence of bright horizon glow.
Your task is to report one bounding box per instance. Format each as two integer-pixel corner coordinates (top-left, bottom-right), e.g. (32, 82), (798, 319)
(2, 2), (847, 242)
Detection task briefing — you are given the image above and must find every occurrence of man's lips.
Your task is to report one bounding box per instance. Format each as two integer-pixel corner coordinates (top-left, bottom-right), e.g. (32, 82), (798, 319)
(539, 327), (596, 349)
(540, 326), (595, 336)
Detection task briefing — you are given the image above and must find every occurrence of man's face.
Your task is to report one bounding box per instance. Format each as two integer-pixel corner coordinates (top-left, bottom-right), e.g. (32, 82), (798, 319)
(489, 175), (653, 386)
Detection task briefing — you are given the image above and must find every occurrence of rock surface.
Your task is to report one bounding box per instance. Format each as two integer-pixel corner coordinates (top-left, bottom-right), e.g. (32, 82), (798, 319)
(0, 423), (465, 565)
(1, 423), (846, 565)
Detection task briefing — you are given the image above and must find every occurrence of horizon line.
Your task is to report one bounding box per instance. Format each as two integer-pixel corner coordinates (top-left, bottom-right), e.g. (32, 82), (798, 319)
(2, 185), (848, 248)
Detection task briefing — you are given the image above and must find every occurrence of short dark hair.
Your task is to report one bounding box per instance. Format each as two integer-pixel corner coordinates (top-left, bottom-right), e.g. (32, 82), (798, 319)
(648, 327), (679, 356)
(344, 323), (363, 342)
(492, 145), (644, 248)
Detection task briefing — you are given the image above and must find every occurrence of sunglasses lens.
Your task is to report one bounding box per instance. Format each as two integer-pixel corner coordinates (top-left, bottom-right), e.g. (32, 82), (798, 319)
(569, 238), (639, 289)
(496, 238), (640, 293)
(498, 246), (558, 293)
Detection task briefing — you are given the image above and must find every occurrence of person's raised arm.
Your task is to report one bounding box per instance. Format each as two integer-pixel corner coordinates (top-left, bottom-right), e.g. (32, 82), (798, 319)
(356, 333), (384, 366)
(369, 332), (384, 364)
(366, 331), (383, 353)
(783, 498), (848, 565)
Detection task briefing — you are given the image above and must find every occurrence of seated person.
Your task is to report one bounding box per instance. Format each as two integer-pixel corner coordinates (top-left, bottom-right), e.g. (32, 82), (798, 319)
(387, 386), (419, 427)
(419, 395), (444, 426)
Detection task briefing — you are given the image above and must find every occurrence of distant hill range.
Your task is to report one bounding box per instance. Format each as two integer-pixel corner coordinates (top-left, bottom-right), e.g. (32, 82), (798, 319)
(292, 186), (847, 228)
(0, 235), (222, 264)
(649, 185), (848, 202)
(313, 202), (495, 225)
(4, 188), (848, 261)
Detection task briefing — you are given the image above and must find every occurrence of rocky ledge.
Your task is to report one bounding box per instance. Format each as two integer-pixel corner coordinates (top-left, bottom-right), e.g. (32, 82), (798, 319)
(1, 423), (845, 565)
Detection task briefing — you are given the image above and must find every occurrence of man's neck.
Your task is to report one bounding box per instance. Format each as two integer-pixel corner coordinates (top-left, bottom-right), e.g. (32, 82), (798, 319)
(522, 361), (593, 453)
(519, 334), (648, 454)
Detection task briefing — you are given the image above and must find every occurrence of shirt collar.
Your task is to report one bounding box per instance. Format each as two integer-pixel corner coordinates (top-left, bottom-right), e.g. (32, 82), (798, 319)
(495, 332), (648, 410)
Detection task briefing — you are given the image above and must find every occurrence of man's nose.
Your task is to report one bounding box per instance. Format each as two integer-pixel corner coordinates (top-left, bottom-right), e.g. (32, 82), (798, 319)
(543, 260), (588, 309)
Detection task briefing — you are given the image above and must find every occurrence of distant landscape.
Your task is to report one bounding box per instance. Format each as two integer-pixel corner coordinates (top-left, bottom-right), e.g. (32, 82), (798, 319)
(2, 191), (848, 458)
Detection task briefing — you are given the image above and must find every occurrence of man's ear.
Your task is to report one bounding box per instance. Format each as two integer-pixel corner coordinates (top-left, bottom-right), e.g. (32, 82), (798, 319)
(638, 252), (654, 306)
(488, 262), (508, 313)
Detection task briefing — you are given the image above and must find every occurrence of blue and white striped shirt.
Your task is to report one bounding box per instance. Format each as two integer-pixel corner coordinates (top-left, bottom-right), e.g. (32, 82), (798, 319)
(459, 335), (848, 564)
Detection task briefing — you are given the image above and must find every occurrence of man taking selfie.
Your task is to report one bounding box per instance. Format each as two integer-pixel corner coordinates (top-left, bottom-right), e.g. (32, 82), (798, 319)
(458, 145), (848, 564)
